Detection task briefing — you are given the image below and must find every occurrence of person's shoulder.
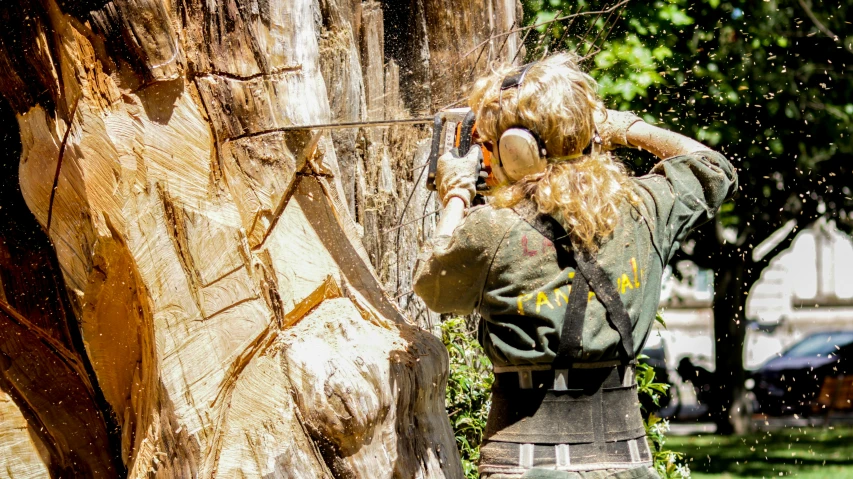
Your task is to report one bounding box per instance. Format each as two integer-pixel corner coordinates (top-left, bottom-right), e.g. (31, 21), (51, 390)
(459, 203), (524, 237)
(632, 148), (735, 202)
(624, 174), (666, 224)
(467, 203), (523, 222)
(630, 151), (729, 192)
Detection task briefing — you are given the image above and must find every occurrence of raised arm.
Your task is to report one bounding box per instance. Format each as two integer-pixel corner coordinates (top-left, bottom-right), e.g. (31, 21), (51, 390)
(413, 147), (492, 314)
(626, 121), (710, 159)
(598, 109), (738, 258)
(413, 206), (505, 314)
(597, 109), (710, 158)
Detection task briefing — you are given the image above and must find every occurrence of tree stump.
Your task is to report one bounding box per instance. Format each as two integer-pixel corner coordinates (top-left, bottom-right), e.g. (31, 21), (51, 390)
(0, 0), (520, 477)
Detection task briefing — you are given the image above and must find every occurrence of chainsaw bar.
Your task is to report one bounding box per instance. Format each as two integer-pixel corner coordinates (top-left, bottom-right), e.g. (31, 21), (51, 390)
(275, 117), (434, 131)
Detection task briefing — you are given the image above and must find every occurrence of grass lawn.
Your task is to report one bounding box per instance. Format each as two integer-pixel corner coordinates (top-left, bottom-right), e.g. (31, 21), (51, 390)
(667, 426), (853, 478)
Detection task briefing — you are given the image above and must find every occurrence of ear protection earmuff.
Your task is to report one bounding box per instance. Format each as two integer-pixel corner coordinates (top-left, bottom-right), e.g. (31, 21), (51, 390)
(493, 63), (548, 183)
(494, 128), (548, 182)
(491, 62), (602, 184)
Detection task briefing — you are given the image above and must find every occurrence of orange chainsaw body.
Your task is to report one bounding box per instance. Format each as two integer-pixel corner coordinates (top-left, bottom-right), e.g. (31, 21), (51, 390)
(426, 108), (498, 193)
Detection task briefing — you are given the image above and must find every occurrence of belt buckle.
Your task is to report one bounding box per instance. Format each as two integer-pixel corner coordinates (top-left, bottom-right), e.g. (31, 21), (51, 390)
(620, 364), (636, 387)
(553, 369), (569, 390)
(518, 370), (533, 389)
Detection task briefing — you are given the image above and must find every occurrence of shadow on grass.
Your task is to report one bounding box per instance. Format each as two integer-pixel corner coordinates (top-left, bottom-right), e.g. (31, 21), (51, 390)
(667, 426), (853, 478)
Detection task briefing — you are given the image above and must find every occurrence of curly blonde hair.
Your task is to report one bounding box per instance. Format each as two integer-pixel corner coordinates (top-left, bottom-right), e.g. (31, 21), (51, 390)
(469, 53), (635, 252)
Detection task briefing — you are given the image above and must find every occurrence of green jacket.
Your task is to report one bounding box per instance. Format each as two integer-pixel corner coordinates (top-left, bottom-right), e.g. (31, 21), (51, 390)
(413, 151), (737, 368)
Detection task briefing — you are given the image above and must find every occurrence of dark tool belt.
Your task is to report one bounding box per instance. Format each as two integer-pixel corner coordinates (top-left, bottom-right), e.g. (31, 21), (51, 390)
(479, 205), (651, 472)
(485, 365), (645, 444)
(481, 364), (650, 473)
(479, 437), (653, 473)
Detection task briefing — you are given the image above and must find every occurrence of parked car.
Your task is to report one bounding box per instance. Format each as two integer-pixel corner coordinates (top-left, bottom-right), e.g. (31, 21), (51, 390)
(752, 330), (853, 416)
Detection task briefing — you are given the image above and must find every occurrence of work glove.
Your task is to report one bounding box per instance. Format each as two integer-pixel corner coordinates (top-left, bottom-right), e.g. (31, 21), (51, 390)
(436, 147), (481, 208)
(594, 109), (644, 150)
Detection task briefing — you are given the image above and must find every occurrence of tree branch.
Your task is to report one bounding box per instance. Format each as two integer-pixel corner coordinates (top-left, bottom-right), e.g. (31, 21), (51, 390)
(459, 1), (630, 60)
(797, 0), (853, 55)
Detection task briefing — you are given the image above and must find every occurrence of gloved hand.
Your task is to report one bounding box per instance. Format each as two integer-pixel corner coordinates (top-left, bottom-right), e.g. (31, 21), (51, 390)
(594, 109), (644, 150)
(436, 147), (480, 207)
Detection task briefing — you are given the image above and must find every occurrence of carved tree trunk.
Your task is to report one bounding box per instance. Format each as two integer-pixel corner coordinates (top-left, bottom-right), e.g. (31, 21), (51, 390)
(0, 0), (520, 478)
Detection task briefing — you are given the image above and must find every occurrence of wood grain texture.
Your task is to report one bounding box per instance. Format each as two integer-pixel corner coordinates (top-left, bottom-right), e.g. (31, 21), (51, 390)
(0, 390), (50, 479)
(0, 0), (521, 476)
(0, 82), (121, 477)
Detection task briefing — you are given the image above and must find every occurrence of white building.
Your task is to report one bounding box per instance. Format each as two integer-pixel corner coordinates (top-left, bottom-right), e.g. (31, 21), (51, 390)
(650, 218), (853, 371)
(745, 217), (853, 368)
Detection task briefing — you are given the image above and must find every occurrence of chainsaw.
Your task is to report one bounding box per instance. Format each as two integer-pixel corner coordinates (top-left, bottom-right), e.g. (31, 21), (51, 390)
(423, 108), (494, 196)
(277, 108), (496, 195)
(271, 1), (633, 192)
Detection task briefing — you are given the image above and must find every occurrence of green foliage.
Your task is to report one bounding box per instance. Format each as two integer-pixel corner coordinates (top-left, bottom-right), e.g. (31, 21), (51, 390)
(441, 317), (493, 479)
(521, 0), (853, 257)
(637, 356), (690, 478)
(442, 317), (684, 477)
(636, 354), (670, 407)
(655, 310), (667, 328)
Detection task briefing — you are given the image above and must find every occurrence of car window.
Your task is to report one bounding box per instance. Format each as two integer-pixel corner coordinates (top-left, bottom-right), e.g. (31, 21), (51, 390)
(784, 332), (853, 358)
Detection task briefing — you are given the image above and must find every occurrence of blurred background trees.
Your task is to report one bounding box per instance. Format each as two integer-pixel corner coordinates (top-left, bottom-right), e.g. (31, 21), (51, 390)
(522, 0), (853, 434)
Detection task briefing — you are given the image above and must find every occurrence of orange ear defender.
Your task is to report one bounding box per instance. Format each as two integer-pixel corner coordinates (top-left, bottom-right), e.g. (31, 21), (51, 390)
(426, 62), (554, 194)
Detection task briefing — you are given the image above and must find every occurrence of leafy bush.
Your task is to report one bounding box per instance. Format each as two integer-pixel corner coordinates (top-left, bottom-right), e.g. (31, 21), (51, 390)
(441, 317), (493, 478)
(637, 357), (691, 479)
(441, 315), (690, 478)
(639, 313), (691, 478)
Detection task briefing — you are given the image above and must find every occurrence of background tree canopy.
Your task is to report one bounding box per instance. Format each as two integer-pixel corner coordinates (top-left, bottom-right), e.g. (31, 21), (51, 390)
(520, 0), (853, 433)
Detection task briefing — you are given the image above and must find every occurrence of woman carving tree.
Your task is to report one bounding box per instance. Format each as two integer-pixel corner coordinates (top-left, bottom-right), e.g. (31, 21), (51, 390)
(414, 53), (737, 478)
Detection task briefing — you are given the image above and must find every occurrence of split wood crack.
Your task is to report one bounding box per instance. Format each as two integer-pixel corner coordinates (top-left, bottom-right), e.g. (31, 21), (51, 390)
(251, 133), (324, 251)
(46, 97), (81, 233)
(191, 65), (303, 82)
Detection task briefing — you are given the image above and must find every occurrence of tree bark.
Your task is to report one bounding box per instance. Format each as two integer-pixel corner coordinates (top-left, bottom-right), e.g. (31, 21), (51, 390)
(703, 217), (805, 435)
(0, 0), (520, 477)
(712, 251), (751, 435)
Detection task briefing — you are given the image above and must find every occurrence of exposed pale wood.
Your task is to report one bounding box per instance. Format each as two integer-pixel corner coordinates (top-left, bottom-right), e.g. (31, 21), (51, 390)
(0, 85), (119, 476)
(281, 297), (455, 477)
(318, 0), (368, 219)
(0, 0), (521, 477)
(0, 390), (49, 479)
(361, 2), (386, 122)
